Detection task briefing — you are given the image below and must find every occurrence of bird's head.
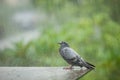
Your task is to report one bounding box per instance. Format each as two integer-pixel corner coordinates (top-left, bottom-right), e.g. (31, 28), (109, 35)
(58, 41), (69, 47)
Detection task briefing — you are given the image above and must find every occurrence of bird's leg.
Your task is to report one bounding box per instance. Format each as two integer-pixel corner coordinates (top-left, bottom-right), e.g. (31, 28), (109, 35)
(63, 65), (73, 70)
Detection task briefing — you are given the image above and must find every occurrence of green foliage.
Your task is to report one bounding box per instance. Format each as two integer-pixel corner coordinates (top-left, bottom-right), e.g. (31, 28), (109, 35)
(1, 0), (120, 80)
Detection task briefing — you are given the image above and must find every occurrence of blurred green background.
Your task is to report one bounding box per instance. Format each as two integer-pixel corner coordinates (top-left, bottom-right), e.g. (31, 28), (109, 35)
(0, 0), (120, 80)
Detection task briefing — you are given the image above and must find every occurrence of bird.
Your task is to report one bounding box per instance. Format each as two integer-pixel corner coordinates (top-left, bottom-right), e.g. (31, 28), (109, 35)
(58, 41), (95, 69)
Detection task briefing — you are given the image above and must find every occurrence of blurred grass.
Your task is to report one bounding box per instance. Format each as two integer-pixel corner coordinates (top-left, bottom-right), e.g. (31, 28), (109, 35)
(0, 0), (120, 80)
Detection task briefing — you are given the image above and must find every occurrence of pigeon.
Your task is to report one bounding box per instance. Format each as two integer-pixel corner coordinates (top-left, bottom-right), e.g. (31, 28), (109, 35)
(58, 41), (95, 69)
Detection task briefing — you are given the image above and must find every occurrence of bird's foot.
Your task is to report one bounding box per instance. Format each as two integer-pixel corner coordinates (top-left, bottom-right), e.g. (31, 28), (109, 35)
(63, 65), (73, 70)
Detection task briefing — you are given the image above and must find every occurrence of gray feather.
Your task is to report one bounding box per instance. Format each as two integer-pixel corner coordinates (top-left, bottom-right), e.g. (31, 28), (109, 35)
(58, 41), (95, 69)
(61, 47), (80, 59)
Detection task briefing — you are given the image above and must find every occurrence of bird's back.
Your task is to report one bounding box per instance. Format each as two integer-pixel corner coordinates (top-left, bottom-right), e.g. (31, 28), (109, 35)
(60, 47), (80, 59)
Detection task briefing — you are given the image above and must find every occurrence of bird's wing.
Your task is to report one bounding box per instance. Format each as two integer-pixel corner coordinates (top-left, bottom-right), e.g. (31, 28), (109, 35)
(62, 47), (80, 59)
(79, 57), (86, 65)
(60, 47), (95, 68)
(62, 47), (87, 64)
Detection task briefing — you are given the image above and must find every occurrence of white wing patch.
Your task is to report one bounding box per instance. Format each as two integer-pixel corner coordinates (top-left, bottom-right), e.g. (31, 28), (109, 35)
(62, 47), (81, 59)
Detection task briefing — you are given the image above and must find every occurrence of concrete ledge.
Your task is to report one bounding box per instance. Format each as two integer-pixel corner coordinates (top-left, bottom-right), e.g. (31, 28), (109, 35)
(0, 67), (93, 80)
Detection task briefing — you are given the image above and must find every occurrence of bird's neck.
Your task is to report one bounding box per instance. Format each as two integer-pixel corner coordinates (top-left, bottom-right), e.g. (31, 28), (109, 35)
(60, 45), (69, 50)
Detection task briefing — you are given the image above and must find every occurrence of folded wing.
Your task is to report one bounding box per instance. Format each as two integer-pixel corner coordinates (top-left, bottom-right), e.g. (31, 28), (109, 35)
(60, 47), (95, 69)
(61, 47), (80, 60)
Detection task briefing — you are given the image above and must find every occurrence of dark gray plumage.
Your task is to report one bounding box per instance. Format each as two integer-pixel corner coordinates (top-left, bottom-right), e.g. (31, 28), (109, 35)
(58, 41), (95, 69)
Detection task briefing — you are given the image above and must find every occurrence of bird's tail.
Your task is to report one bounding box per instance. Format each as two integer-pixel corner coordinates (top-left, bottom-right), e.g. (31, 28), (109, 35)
(86, 62), (95, 69)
